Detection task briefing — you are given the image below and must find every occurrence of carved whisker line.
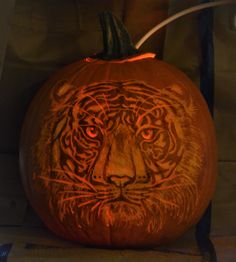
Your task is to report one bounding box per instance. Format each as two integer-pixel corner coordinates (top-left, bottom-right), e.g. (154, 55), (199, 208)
(96, 188), (117, 193)
(58, 192), (115, 208)
(126, 182), (189, 194)
(78, 199), (98, 208)
(149, 195), (179, 208)
(59, 190), (95, 195)
(125, 190), (149, 197)
(150, 183), (195, 192)
(125, 187), (151, 193)
(90, 201), (101, 211)
(38, 176), (87, 188)
(97, 197), (118, 217)
(127, 182), (176, 195)
(125, 192), (148, 202)
(60, 194), (95, 203)
(51, 166), (83, 182)
(43, 179), (93, 194)
(97, 188), (117, 193)
(52, 168), (97, 192)
(96, 194), (116, 200)
(126, 196), (144, 205)
(60, 198), (98, 211)
(150, 174), (183, 188)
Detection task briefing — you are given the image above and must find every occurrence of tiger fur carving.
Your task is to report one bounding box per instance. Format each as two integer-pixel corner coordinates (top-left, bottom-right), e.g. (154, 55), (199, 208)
(33, 80), (204, 244)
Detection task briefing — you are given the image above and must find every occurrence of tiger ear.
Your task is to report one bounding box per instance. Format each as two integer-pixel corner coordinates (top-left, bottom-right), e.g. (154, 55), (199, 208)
(167, 84), (185, 97)
(52, 80), (75, 104)
(167, 84), (196, 117)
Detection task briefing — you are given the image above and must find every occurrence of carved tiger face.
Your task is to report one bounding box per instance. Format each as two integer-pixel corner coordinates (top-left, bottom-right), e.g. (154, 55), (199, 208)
(35, 80), (203, 239)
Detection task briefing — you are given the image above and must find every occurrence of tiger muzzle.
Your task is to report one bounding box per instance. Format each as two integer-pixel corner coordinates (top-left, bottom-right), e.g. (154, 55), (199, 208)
(92, 125), (148, 187)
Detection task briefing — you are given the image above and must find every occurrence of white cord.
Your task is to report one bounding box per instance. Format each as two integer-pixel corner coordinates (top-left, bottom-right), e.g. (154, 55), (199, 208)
(135, 0), (235, 49)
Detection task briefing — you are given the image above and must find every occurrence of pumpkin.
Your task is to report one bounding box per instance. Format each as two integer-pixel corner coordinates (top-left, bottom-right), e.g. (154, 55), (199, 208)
(20, 12), (217, 247)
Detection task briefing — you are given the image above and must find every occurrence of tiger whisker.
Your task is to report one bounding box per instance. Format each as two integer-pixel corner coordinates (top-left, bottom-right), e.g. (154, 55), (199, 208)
(98, 197), (117, 216)
(150, 175), (183, 188)
(126, 188), (150, 193)
(125, 191), (148, 198)
(126, 197), (143, 205)
(51, 167), (80, 182)
(68, 184), (93, 191)
(126, 194), (145, 202)
(38, 176), (85, 188)
(59, 190), (95, 196)
(52, 169), (97, 192)
(97, 189), (116, 193)
(78, 199), (98, 208)
(150, 183), (194, 191)
(52, 168), (88, 184)
(96, 194), (115, 200)
(60, 195), (95, 203)
(149, 195), (179, 208)
(125, 176), (182, 191)
(91, 201), (101, 211)
(96, 190), (117, 195)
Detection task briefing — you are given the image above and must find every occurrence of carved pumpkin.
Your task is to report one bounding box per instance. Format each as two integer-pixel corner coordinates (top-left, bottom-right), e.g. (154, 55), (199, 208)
(20, 12), (217, 247)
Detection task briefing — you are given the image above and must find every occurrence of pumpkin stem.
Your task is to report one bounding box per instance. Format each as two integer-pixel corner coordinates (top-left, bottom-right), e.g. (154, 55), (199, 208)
(96, 11), (139, 60)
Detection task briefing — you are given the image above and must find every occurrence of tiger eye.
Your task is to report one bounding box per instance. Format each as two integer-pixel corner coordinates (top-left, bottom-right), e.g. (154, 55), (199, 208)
(86, 126), (100, 138)
(141, 129), (155, 140)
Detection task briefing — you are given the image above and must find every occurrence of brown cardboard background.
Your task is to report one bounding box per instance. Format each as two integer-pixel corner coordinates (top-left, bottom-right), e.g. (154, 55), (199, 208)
(0, 0), (235, 261)
(163, 1), (236, 240)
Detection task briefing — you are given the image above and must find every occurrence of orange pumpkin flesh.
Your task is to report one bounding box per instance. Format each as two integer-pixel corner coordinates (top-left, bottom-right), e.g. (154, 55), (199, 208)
(20, 12), (217, 248)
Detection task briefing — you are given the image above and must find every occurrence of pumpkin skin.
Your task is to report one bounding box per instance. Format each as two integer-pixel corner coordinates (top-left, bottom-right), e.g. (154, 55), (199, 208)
(20, 52), (217, 247)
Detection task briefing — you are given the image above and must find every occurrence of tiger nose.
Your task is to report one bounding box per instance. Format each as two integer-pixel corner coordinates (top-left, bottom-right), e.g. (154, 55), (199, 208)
(108, 175), (132, 187)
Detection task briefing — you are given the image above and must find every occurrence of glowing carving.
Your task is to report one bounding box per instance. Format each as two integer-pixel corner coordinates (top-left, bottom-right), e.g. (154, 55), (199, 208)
(34, 80), (203, 236)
